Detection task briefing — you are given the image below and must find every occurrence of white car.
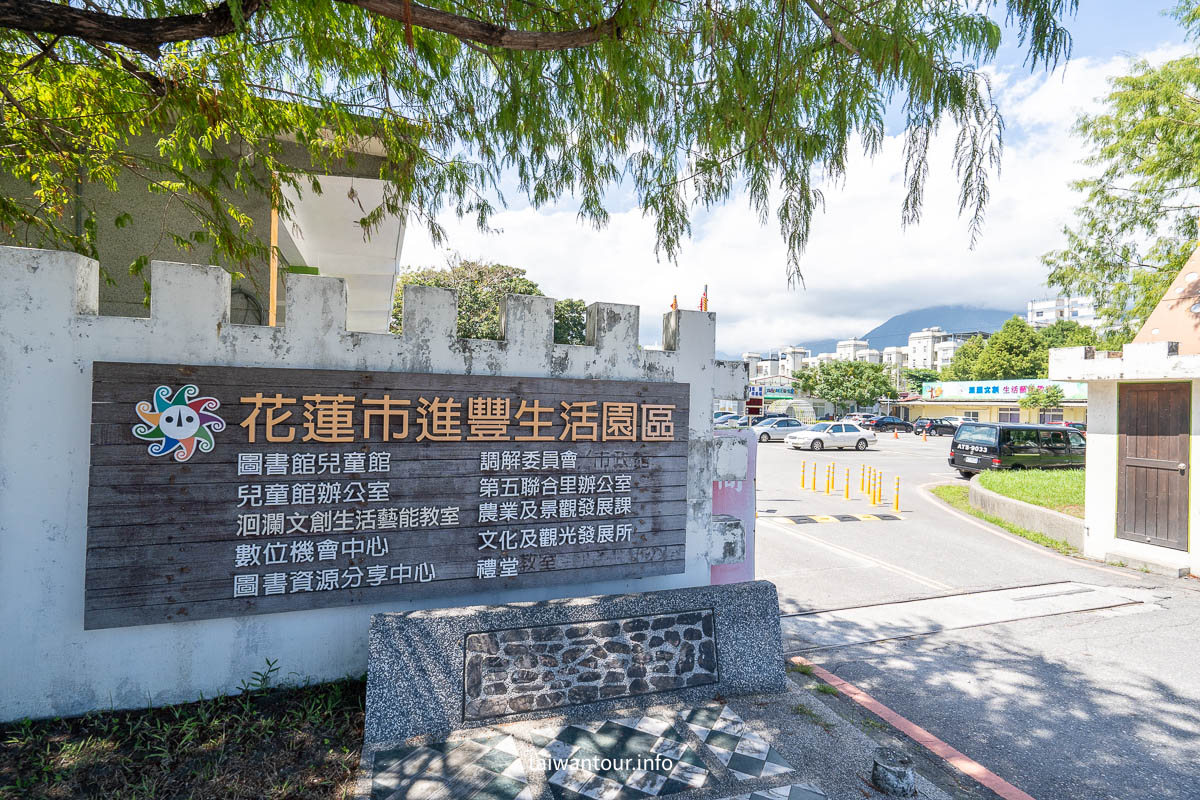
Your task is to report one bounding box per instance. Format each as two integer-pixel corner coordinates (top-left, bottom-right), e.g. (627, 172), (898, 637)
(785, 421), (876, 451)
(750, 417), (808, 442)
(940, 416), (971, 427)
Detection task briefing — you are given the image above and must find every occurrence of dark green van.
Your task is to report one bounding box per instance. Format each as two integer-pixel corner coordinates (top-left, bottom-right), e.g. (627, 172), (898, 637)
(948, 422), (1085, 477)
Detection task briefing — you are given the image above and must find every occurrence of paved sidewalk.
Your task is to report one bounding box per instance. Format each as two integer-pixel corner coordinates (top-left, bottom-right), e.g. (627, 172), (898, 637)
(780, 581), (1156, 652)
(357, 681), (955, 800)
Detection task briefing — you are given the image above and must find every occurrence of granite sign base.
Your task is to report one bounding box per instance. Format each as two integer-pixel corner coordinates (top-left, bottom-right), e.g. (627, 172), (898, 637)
(365, 580), (785, 743)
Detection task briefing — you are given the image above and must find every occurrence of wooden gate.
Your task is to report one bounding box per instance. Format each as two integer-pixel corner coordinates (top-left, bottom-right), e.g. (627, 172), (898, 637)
(1118, 382), (1191, 551)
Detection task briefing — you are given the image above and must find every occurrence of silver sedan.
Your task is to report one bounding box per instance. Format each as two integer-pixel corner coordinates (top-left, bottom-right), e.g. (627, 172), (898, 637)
(785, 421), (877, 451)
(749, 417), (809, 442)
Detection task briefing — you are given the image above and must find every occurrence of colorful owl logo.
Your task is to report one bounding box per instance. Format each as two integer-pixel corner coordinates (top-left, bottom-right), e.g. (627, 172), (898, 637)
(132, 385), (225, 462)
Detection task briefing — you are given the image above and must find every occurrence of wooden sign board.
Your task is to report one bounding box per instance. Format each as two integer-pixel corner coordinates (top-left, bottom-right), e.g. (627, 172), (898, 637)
(85, 362), (689, 629)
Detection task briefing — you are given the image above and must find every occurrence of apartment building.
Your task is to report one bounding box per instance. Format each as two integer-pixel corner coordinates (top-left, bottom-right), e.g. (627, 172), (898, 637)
(1026, 296), (1100, 328)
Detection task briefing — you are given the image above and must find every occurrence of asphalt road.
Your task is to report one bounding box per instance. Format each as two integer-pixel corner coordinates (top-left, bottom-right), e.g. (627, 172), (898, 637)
(752, 432), (1200, 800)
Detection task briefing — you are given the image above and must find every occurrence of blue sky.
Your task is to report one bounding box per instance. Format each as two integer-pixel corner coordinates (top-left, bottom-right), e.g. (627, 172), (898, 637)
(1006, 0), (1183, 62)
(400, 2), (1192, 355)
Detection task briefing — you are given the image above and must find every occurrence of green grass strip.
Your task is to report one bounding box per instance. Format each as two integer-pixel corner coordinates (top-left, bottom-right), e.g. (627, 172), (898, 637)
(930, 484), (1079, 556)
(976, 468), (1085, 518)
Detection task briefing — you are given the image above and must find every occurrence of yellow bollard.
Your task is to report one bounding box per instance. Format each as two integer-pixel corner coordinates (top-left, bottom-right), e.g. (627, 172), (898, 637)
(893, 475), (901, 512)
(844, 468), (850, 500)
(873, 472), (881, 505)
(812, 461), (818, 493)
(800, 460), (806, 489)
(860, 463), (866, 493)
(826, 464), (832, 494)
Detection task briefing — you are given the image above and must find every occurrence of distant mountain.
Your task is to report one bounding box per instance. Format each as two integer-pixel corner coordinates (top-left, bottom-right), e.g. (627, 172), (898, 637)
(796, 305), (1021, 355)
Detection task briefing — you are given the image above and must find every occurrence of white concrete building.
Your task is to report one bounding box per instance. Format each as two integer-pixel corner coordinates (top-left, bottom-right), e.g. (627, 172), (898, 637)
(742, 352), (785, 379)
(934, 339), (962, 368)
(1027, 296), (1099, 329)
(907, 326), (949, 369)
(743, 347), (811, 379)
(836, 337), (870, 361)
(279, 176), (404, 333)
(856, 348), (882, 364)
(780, 346), (810, 377)
(742, 352), (762, 380)
(759, 359), (782, 378)
(1050, 266), (1200, 576)
(882, 346), (908, 370)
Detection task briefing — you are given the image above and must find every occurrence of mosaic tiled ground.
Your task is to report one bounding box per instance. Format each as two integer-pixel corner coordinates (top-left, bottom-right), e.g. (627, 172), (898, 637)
(532, 713), (709, 799)
(367, 704), (827, 800)
(724, 785), (826, 800)
(371, 733), (533, 800)
(683, 705), (794, 781)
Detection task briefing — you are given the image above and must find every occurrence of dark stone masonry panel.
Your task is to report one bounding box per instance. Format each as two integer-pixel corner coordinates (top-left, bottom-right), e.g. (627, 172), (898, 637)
(365, 580), (784, 743)
(463, 610), (718, 720)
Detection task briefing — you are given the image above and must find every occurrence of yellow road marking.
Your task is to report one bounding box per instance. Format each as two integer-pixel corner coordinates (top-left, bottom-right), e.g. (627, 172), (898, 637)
(810, 514), (838, 523)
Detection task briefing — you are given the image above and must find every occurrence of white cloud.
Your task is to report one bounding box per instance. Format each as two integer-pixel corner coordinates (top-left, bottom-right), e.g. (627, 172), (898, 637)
(400, 46), (1188, 356)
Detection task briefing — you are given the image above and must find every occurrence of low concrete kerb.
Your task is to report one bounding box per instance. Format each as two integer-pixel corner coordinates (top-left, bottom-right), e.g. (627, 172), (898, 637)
(968, 478), (1084, 551)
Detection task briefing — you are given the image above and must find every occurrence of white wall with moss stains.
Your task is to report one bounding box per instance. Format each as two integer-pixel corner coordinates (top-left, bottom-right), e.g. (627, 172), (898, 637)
(0, 244), (748, 722)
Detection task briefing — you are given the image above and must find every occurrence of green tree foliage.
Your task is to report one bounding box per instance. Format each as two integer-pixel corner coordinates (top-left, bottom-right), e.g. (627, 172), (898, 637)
(389, 257), (586, 343)
(553, 298), (587, 347)
(938, 321), (1099, 382)
(792, 361), (896, 415)
(972, 317), (1046, 380)
(1, 1), (1077, 284)
(1043, 1), (1200, 337)
(940, 334), (986, 380)
(1036, 319), (1097, 349)
(1019, 384), (1065, 411)
(902, 368), (942, 394)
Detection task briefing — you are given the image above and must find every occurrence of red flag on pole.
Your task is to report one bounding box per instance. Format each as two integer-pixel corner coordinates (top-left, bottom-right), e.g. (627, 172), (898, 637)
(670, 295), (678, 311)
(699, 285), (708, 311)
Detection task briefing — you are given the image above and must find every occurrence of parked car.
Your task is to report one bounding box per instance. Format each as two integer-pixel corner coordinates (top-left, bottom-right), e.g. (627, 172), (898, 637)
(785, 421), (876, 451)
(948, 422), (1086, 477)
(913, 417), (956, 436)
(939, 416), (971, 427)
(751, 416), (809, 442)
(862, 415), (913, 433)
(1046, 420), (1087, 432)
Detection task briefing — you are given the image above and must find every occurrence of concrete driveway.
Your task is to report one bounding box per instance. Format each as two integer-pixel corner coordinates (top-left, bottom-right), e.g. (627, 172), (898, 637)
(753, 434), (1200, 800)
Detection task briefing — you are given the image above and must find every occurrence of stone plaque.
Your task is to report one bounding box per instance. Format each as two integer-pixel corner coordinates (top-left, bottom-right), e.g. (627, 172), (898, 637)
(463, 610), (718, 720)
(85, 361), (689, 629)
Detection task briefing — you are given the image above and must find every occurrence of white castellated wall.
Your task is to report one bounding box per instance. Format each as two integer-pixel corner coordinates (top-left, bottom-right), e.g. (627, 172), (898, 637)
(0, 245), (748, 721)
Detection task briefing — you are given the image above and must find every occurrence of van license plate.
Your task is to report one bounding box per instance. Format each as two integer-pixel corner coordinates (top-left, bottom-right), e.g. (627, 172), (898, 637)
(964, 456), (979, 464)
